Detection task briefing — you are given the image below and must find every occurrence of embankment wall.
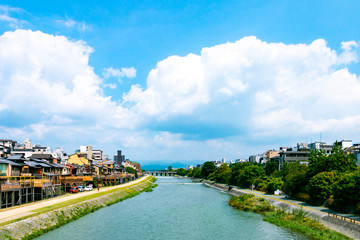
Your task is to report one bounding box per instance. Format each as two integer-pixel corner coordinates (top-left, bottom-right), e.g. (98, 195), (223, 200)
(0, 178), (154, 240)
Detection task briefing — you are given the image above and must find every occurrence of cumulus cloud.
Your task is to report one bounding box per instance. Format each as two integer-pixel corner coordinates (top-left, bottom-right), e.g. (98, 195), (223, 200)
(0, 29), (134, 133)
(103, 67), (137, 79)
(1, 30), (360, 160)
(124, 36), (360, 141)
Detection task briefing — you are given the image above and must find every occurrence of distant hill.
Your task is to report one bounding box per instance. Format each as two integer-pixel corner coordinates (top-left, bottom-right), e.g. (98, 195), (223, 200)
(140, 161), (203, 171)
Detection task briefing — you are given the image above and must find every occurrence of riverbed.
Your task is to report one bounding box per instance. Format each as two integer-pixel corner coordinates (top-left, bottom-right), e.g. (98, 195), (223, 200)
(36, 177), (306, 240)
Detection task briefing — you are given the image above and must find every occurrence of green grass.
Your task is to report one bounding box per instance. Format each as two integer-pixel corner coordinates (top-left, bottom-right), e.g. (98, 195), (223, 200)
(229, 194), (352, 240)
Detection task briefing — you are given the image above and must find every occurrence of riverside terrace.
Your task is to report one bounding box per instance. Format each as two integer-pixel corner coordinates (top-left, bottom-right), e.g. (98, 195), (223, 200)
(0, 155), (140, 209)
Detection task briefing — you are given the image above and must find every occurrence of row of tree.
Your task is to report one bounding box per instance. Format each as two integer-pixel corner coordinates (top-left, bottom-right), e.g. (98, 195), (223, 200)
(176, 144), (360, 213)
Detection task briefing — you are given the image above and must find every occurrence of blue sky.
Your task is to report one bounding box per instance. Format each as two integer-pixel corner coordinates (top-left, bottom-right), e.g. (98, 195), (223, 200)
(1, 1), (360, 163)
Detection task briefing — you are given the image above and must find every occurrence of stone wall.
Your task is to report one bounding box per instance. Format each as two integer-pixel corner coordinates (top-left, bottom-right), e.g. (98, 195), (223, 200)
(0, 179), (153, 240)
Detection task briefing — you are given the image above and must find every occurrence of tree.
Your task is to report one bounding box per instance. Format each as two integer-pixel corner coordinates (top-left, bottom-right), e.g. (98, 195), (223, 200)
(125, 167), (138, 177)
(282, 162), (308, 197)
(327, 144), (356, 173)
(265, 161), (278, 176)
(201, 161), (217, 178)
(176, 168), (188, 176)
(229, 162), (251, 185)
(265, 177), (283, 194)
(192, 167), (201, 178)
(308, 145), (356, 178)
(332, 171), (360, 212)
(237, 164), (265, 188)
(306, 171), (336, 205)
(168, 166), (173, 171)
(209, 164), (232, 184)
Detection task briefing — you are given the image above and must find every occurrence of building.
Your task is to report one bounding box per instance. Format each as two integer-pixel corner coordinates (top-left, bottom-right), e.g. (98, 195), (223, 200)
(114, 150), (125, 166)
(0, 139), (17, 158)
(68, 153), (93, 166)
(79, 145), (94, 160)
(308, 142), (333, 154)
(279, 147), (310, 169)
(339, 140), (352, 149)
(249, 154), (264, 164)
(92, 149), (103, 160)
(265, 150), (280, 162)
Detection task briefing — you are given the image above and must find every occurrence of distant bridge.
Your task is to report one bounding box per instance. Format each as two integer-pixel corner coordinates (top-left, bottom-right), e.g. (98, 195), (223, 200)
(145, 171), (176, 176)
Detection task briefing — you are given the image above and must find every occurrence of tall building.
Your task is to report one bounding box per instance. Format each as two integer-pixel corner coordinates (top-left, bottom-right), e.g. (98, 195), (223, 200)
(114, 150), (125, 166)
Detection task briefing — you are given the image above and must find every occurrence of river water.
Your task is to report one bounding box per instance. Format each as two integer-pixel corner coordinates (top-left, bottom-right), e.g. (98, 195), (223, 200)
(37, 177), (306, 240)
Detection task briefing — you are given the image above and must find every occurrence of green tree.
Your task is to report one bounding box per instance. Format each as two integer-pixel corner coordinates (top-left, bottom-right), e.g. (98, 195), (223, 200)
(201, 161), (217, 178)
(209, 163), (232, 184)
(327, 144), (356, 173)
(237, 164), (265, 188)
(332, 171), (360, 212)
(176, 168), (188, 176)
(192, 167), (202, 178)
(265, 177), (283, 194)
(125, 167), (138, 177)
(229, 162), (251, 185)
(282, 162), (308, 197)
(308, 145), (356, 178)
(168, 166), (173, 171)
(265, 161), (278, 176)
(306, 171), (336, 205)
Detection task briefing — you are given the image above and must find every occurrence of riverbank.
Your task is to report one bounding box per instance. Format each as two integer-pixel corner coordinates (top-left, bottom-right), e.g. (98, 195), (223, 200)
(0, 176), (156, 240)
(203, 180), (360, 240)
(229, 194), (350, 240)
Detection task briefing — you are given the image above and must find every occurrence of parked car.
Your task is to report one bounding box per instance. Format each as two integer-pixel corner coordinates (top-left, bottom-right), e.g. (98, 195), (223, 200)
(70, 186), (79, 193)
(78, 186), (84, 192)
(84, 185), (93, 191)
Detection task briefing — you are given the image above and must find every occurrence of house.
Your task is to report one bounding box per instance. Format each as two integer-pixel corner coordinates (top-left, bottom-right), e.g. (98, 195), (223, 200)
(0, 139), (17, 158)
(0, 159), (22, 176)
(265, 150), (280, 162)
(68, 153), (93, 166)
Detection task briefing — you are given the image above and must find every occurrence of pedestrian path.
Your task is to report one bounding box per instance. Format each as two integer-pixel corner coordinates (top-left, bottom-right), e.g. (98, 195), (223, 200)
(0, 176), (149, 225)
(235, 187), (360, 222)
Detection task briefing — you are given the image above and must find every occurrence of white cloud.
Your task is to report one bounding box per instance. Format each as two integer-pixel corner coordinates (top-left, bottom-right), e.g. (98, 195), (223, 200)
(103, 83), (117, 89)
(56, 18), (90, 32)
(0, 5), (26, 28)
(1, 30), (360, 160)
(103, 67), (137, 79)
(0, 29), (135, 131)
(124, 36), (360, 141)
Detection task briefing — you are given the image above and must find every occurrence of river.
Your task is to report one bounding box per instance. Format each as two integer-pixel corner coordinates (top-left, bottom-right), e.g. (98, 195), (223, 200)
(36, 177), (306, 240)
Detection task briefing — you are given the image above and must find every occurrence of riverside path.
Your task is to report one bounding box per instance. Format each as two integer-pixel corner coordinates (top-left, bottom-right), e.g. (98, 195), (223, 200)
(0, 176), (149, 225)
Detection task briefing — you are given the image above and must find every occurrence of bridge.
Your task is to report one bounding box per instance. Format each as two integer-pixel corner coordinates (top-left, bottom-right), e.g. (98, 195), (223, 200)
(145, 171), (176, 176)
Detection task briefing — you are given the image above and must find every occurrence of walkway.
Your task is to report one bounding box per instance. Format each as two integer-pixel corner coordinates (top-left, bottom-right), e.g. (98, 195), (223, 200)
(233, 187), (360, 222)
(0, 176), (149, 224)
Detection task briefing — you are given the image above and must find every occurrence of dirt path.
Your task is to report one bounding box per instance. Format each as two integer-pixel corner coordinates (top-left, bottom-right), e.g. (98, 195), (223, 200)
(0, 176), (149, 224)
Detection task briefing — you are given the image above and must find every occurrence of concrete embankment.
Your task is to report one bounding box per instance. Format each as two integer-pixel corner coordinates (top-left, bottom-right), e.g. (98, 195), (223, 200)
(0, 177), (154, 240)
(205, 182), (360, 240)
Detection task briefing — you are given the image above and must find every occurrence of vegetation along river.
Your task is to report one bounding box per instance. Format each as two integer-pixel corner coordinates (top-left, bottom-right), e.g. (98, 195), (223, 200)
(36, 177), (306, 240)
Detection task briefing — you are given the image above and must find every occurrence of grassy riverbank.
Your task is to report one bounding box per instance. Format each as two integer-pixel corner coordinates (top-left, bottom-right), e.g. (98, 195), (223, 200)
(229, 194), (351, 240)
(0, 176), (157, 240)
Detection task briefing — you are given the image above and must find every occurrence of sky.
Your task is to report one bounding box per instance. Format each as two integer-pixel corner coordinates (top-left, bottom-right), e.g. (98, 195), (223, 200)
(1, 1), (360, 163)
